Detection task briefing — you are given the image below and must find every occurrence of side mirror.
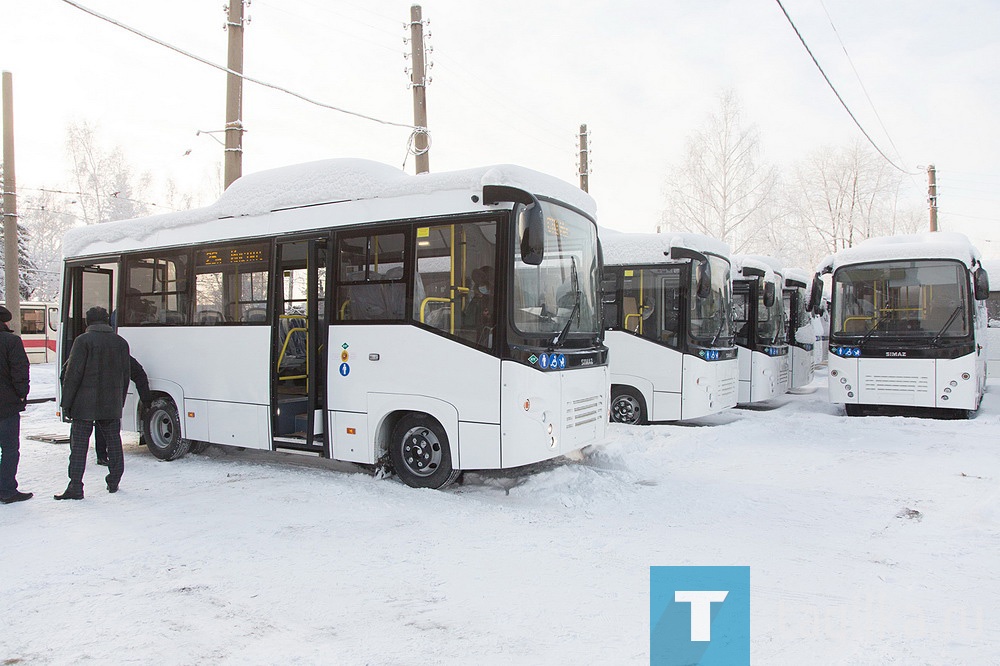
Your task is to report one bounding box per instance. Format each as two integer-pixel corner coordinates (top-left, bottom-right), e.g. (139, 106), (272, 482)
(763, 281), (776, 308)
(974, 267), (990, 301)
(519, 202), (545, 266)
(808, 275), (823, 313)
(483, 184), (545, 266)
(696, 260), (712, 299)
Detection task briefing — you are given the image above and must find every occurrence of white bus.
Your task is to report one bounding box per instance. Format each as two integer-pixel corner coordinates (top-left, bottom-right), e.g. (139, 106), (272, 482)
(58, 159), (609, 488)
(600, 230), (738, 424)
(782, 268), (817, 390)
(732, 255), (790, 403)
(0, 301), (59, 363)
(819, 231), (990, 417)
(982, 258), (1000, 378)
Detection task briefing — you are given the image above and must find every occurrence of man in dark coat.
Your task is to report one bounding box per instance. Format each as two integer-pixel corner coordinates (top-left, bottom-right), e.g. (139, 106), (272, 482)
(95, 356), (151, 465)
(56, 306), (131, 499)
(0, 305), (32, 504)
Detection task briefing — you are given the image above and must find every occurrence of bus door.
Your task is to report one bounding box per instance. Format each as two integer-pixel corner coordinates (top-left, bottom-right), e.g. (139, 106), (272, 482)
(271, 238), (329, 456)
(61, 264), (116, 365)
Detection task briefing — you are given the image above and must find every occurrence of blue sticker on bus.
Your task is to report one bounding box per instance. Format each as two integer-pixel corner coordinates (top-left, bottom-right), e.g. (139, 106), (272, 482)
(539, 353), (550, 369)
(558, 354), (567, 369)
(339, 363), (350, 376)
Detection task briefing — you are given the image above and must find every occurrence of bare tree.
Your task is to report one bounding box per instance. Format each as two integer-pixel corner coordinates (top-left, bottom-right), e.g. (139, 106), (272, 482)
(66, 121), (151, 224)
(17, 189), (78, 300)
(784, 140), (921, 269)
(660, 90), (779, 254)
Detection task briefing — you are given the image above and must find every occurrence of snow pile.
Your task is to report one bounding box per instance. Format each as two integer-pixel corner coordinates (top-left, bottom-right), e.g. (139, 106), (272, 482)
(823, 231), (982, 271)
(600, 229), (731, 266)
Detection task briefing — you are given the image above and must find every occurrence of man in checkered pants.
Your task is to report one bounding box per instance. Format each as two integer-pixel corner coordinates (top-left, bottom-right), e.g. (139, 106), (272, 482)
(56, 306), (131, 500)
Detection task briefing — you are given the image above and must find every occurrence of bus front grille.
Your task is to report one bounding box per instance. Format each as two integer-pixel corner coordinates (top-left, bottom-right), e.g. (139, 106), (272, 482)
(565, 394), (604, 428)
(863, 374), (931, 394)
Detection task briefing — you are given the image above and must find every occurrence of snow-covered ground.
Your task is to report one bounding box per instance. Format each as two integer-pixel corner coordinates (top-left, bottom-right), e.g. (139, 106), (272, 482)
(2, 363), (998, 664)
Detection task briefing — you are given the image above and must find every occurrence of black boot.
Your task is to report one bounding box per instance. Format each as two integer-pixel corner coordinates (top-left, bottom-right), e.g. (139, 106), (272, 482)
(54, 483), (84, 500)
(0, 491), (33, 504)
(106, 474), (119, 494)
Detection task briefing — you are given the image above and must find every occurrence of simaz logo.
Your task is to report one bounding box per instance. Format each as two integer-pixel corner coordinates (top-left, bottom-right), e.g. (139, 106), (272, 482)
(580, 358), (594, 366)
(885, 351), (907, 357)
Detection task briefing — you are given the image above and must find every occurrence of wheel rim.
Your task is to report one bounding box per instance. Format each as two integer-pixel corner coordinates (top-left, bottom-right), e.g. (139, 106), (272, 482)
(400, 426), (442, 478)
(149, 409), (175, 449)
(611, 395), (642, 424)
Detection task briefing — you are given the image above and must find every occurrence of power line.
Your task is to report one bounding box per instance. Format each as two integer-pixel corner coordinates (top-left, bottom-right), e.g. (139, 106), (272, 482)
(19, 187), (176, 211)
(58, 0), (417, 131)
(817, 0), (908, 170)
(773, 0), (916, 175)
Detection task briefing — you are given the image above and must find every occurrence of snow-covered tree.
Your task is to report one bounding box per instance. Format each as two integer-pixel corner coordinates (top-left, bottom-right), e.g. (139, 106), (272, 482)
(660, 90), (779, 254)
(66, 121), (151, 224)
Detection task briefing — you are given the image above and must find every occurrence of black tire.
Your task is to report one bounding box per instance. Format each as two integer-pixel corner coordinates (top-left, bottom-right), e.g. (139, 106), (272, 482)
(389, 414), (459, 489)
(610, 386), (646, 425)
(142, 397), (191, 461)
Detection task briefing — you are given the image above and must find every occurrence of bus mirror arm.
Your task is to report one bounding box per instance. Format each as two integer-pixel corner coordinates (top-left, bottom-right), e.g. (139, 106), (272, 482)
(483, 185), (544, 266)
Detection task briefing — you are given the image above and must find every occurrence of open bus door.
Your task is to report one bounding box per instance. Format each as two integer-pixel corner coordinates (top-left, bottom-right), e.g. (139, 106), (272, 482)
(61, 264), (115, 363)
(271, 238), (329, 456)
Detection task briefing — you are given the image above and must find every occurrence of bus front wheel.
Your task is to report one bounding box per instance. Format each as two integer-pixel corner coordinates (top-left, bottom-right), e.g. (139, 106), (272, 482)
(142, 397), (191, 461)
(389, 414), (459, 489)
(611, 386), (646, 425)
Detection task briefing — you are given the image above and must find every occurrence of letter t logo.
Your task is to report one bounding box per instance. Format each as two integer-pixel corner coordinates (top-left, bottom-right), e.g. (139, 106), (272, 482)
(674, 590), (729, 641)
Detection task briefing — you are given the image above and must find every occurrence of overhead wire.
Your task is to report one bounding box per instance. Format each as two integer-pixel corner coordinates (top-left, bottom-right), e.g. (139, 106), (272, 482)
(57, 0), (417, 131)
(773, 0), (917, 175)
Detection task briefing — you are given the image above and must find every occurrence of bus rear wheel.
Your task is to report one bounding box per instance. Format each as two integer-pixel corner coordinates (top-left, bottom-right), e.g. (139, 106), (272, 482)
(142, 397), (191, 461)
(611, 386), (646, 425)
(389, 414), (459, 489)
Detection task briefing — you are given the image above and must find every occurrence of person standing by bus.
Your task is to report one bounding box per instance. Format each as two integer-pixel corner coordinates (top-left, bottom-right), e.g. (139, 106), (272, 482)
(0, 306), (32, 504)
(55, 306), (131, 500)
(94, 356), (152, 466)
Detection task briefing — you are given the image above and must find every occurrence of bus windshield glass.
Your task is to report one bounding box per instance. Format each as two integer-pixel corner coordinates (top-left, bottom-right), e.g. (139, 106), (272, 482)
(512, 203), (601, 339)
(689, 255), (733, 346)
(757, 282), (785, 345)
(832, 260), (970, 339)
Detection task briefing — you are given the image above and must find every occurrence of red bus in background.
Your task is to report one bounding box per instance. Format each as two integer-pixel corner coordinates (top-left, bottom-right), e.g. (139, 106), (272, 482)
(0, 302), (59, 363)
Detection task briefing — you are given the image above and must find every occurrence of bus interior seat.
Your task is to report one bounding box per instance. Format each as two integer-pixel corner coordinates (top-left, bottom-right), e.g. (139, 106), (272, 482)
(198, 310), (224, 325)
(383, 266), (407, 320)
(244, 307), (267, 323)
(162, 310), (186, 325)
(623, 296), (639, 332)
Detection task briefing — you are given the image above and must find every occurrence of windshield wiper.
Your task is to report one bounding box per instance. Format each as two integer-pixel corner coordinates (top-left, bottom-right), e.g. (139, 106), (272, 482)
(931, 305), (964, 346)
(857, 316), (885, 346)
(551, 257), (581, 348)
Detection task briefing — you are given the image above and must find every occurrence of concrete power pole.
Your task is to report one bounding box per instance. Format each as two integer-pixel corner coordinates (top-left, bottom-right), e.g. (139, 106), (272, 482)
(224, 1), (246, 189)
(2, 71), (20, 333)
(578, 124), (590, 193)
(409, 5), (430, 174)
(927, 164), (938, 232)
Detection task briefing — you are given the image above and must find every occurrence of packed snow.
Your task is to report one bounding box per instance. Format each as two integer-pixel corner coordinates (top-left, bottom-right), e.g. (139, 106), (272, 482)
(2, 363), (999, 664)
(820, 231), (982, 272)
(600, 229), (731, 266)
(62, 159), (597, 258)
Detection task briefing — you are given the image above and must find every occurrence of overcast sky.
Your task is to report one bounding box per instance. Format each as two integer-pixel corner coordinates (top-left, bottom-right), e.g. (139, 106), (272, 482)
(3, 0), (999, 258)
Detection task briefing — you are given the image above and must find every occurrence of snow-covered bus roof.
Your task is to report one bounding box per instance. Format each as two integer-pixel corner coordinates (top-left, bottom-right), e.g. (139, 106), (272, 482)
(818, 231), (984, 274)
(63, 159), (596, 259)
(783, 267), (812, 289)
(733, 255), (777, 284)
(598, 228), (731, 266)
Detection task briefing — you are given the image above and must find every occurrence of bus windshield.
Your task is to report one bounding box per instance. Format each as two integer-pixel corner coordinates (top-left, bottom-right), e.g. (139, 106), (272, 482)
(757, 282), (785, 345)
(512, 203), (601, 339)
(689, 254), (733, 346)
(832, 259), (970, 339)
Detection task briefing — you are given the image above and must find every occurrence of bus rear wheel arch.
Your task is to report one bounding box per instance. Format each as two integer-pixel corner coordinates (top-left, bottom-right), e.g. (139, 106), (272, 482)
(610, 385), (647, 425)
(388, 413), (459, 489)
(142, 396), (191, 461)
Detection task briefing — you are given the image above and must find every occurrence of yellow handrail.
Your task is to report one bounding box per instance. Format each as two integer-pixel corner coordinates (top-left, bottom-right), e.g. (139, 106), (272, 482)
(420, 297), (451, 325)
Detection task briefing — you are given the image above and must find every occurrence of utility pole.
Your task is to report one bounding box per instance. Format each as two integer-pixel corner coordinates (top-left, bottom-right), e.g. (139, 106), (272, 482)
(2, 71), (20, 333)
(577, 124), (590, 193)
(409, 5), (430, 174)
(224, 1), (246, 189)
(927, 164), (938, 232)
